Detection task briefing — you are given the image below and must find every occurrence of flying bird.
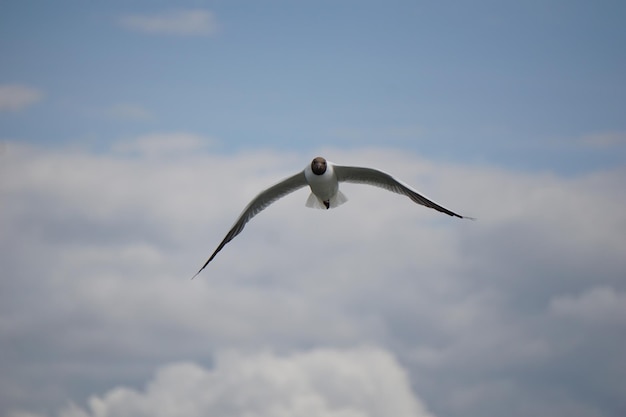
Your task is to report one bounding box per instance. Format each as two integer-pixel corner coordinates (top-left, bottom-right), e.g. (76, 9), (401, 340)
(193, 157), (472, 278)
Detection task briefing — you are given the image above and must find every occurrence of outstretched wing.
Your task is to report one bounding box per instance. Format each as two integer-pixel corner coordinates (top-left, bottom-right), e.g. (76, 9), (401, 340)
(193, 171), (308, 278)
(334, 165), (471, 219)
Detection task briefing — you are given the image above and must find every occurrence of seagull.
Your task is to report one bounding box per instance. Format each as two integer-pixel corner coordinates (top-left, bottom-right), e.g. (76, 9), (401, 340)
(193, 156), (472, 278)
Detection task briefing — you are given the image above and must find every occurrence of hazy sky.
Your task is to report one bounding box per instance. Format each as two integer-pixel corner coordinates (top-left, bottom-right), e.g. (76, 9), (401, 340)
(1, 1), (625, 417)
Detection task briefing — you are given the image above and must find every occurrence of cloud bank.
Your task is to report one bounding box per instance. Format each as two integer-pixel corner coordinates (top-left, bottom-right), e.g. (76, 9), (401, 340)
(1, 138), (625, 417)
(31, 348), (431, 417)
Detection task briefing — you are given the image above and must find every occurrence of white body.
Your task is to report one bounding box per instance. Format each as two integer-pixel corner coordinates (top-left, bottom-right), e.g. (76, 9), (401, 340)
(303, 161), (347, 209)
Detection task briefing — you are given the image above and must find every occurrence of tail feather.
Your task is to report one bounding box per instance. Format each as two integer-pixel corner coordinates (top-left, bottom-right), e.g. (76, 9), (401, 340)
(330, 190), (348, 208)
(305, 191), (348, 209)
(305, 193), (326, 209)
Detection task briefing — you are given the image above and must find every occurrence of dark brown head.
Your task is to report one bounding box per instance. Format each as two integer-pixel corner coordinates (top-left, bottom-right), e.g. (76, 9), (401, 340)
(311, 157), (327, 175)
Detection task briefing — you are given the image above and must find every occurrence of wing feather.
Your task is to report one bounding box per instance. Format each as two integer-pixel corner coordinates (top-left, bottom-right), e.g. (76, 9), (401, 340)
(334, 165), (470, 219)
(193, 171), (307, 277)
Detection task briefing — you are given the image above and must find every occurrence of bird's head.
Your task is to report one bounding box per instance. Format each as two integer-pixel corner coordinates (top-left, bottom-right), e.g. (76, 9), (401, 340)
(311, 157), (327, 175)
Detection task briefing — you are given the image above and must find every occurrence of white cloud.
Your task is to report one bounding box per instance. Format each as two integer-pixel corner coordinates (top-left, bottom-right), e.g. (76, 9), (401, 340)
(119, 10), (219, 36)
(579, 131), (626, 148)
(111, 132), (213, 156)
(6, 412), (47, 417)
(0, 84), (43, 111)
(107, 103), (153, 121)
(550, 286), (626, 324)
(46, 348), (432, 417)
(1, 141), (625, 417)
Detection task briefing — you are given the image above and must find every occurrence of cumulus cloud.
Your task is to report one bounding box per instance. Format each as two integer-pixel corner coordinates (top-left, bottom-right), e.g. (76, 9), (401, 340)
(579, 131), (626, 148)
(1, 139), (625, 417)
(111, 132), (213, 156)
(106, 103), (153, 121)
(550, 286), (626, 324)
(119, 9), (219, 36)
(0, 84), (43, 111)
(39, 348), (432, 417)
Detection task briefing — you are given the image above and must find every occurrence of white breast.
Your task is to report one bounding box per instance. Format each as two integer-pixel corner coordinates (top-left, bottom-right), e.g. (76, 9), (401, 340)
(304, 162), (339, 201)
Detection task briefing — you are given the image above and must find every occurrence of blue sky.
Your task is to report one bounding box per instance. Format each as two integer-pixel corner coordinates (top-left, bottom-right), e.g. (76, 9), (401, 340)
(2, 0), (625, 171)
(2, 2), (626, 417)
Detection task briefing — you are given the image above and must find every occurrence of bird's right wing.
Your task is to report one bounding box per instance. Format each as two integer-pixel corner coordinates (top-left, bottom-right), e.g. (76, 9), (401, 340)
(193, 171), (308, 278)
(334, 165), (471, 219)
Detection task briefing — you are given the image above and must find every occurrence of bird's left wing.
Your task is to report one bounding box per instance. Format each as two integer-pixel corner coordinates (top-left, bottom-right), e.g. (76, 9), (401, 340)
(193, 171), (308, 278)
(334, 165), (471, 219)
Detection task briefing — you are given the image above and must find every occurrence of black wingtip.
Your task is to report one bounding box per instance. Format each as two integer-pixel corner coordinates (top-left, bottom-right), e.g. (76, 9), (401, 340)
(191, 262), (208, 280)
(446, 212), (476, 220)
(447, 210), (475, 220)
(191, 253), (217, 279)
